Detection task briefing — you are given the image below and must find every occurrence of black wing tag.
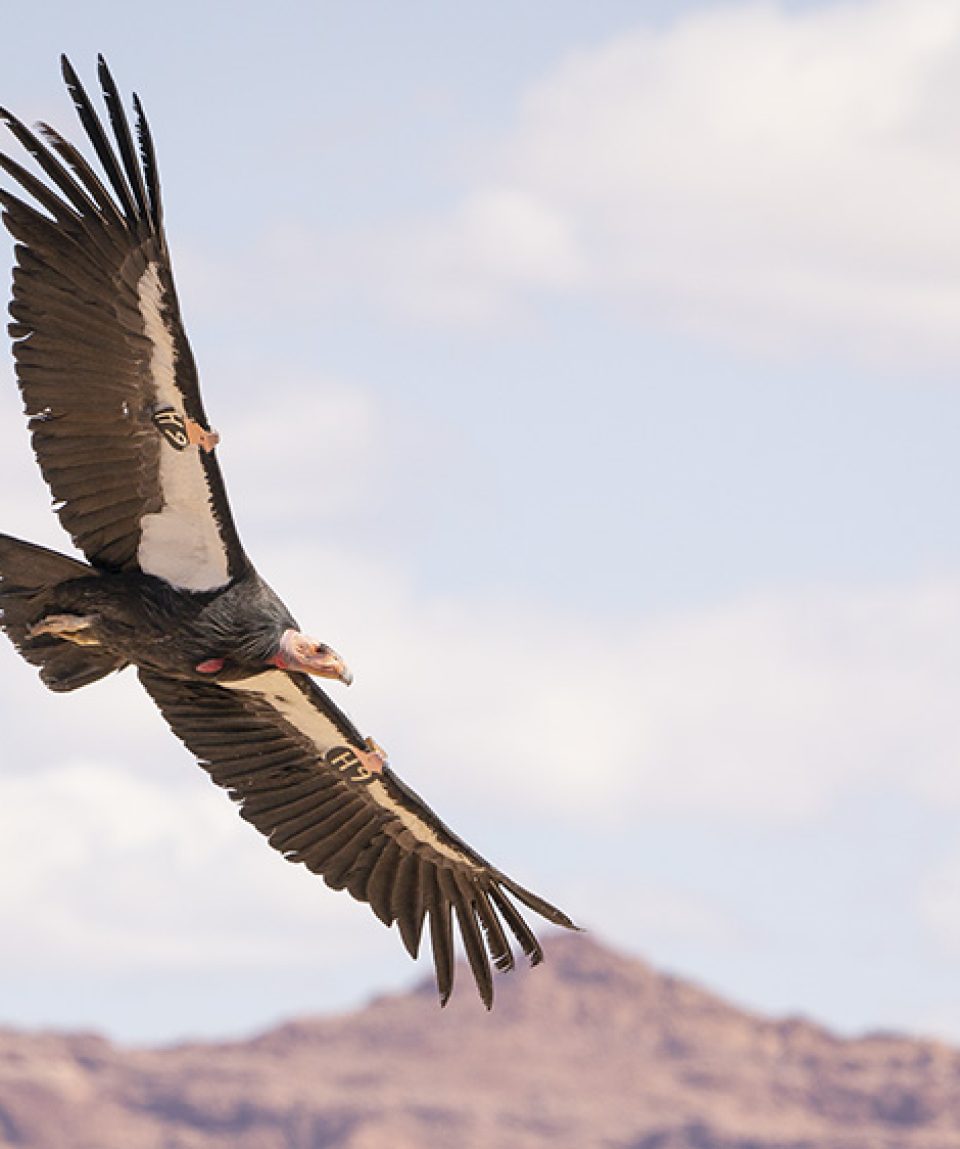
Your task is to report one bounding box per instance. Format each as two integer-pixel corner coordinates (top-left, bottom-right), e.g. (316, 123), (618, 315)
(152, 407), (189, 450)
(152, 406), (220, 453)
(325, 745), (377, 783)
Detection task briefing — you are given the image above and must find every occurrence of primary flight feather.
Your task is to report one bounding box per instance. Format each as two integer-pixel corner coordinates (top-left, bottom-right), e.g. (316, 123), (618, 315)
(0, 56), (576, 1008)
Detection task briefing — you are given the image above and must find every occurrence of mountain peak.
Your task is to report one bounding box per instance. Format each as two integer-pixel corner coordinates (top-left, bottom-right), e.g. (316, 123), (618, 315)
(1, 935), (959, 1148)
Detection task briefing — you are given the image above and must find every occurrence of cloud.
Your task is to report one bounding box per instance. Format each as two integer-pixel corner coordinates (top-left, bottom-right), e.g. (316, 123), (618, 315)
(370, 0), (960, 363)
(220, 377), (386, 524)
(0, 758), (396, 976)
(379, 188), (582, 326)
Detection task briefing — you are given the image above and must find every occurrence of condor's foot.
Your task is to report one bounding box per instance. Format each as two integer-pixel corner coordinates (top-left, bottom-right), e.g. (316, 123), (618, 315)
(28, 613), (101, 647)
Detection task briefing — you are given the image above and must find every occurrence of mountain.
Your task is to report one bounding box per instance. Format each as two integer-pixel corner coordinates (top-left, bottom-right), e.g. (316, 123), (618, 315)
(1, 935), (959, 1148)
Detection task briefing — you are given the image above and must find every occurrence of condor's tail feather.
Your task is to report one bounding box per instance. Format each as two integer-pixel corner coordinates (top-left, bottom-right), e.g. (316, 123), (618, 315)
(0, 533), (125, 691)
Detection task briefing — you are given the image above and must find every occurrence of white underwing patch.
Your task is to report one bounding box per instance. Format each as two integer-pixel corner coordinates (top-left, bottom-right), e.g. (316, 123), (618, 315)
(365, 776), (479, 867)
(135, 263), (230, 592)
(226, 671), (350, 757)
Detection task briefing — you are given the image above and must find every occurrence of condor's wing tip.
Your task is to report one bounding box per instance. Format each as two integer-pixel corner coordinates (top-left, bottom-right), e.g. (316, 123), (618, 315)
(96, 54), (117, 88)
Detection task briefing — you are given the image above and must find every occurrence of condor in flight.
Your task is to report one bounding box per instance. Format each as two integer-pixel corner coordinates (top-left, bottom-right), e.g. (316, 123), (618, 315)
(0, 57), (576, 1008)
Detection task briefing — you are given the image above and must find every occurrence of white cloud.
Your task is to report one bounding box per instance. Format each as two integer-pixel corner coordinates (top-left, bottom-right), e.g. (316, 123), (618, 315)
(221, 378), (386, 523)
(375, 0), (960, 362)
(381, 187), (582, 326)
(0, 758), (394, 975)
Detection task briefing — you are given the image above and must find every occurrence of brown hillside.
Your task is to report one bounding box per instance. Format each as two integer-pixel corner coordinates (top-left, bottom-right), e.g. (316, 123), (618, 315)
(1, 936), (959, 1148)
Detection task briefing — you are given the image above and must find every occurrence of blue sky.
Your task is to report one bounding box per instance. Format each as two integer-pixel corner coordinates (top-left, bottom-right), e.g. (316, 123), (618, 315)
(3, 0), (960, 1044)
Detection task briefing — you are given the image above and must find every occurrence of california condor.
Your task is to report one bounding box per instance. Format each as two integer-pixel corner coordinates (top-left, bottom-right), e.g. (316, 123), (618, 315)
(0, 56), (577, 1008)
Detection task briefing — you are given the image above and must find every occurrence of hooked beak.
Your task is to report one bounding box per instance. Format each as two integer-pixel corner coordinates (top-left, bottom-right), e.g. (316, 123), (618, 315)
(271, 629), (353, 684)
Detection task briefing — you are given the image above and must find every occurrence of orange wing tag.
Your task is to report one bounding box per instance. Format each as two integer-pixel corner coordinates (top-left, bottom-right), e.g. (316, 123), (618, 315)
(185, 418), (220, 453)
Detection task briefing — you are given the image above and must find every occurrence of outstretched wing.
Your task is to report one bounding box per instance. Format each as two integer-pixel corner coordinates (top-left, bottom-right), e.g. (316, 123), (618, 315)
(0, 56), (247, 590)
(138, 667), (577, 1008)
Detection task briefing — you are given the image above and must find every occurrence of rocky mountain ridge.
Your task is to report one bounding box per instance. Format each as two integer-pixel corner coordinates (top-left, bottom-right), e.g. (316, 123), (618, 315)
(1, 935), (959, 1148)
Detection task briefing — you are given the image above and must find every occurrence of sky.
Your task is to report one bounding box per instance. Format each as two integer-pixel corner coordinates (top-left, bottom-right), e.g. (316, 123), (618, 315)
(2, 0), (960, 1045)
